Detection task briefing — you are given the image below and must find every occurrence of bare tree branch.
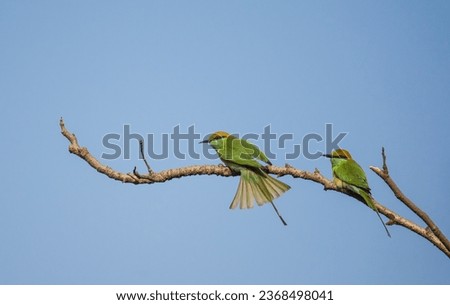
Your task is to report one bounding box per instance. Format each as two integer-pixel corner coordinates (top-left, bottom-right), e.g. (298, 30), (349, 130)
(60, 118), (450, 258)
(370, 147), (450, 254)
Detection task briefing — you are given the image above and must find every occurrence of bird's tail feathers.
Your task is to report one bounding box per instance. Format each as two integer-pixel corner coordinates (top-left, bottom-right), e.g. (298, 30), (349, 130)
(356, 188), (391, 238)
(229, 170), (290, 209)
(356, 188), (376, 211)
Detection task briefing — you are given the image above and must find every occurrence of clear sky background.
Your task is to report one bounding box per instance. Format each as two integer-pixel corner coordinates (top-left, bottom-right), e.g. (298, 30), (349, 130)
(1, 1), (449, 284)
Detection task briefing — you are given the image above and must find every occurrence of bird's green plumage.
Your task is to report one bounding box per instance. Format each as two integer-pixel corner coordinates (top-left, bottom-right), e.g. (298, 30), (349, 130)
(325, 149), (391, 237)
(203, 131), (290, 225)
(330, 157), (375, 210)
(209, 135), (271, 170)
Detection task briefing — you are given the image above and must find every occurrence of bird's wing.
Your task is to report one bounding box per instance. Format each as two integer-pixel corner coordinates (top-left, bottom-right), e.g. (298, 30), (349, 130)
(334, 160), (371, 193)
(221, 138), (263, 169)
(238, 138), (272, 165)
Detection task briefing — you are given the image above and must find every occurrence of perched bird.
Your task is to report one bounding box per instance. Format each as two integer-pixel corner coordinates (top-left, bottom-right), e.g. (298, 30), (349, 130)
(323, 149), (391, 237)
(201, 131), (290, 225)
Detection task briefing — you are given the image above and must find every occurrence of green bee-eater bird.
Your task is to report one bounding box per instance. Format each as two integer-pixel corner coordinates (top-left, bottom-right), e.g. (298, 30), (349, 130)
(201, 131), (290, 225)
(323, 149), (391, 237)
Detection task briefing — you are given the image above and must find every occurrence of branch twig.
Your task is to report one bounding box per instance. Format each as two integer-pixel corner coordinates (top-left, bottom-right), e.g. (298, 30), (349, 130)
(60, 119), (450, 258)
(139, 140), (153, 174)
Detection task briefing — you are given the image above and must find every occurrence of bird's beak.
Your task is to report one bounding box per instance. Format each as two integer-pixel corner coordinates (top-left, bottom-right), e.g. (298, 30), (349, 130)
(322, 153), (332, 158)
(199, 139), (209, 144)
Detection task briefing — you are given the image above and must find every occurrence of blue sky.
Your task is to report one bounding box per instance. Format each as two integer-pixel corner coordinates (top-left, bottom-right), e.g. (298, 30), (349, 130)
(1, 1), (449, 284)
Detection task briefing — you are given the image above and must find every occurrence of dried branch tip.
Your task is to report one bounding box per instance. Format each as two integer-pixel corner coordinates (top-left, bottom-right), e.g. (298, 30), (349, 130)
(382, 146), (389, 175)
